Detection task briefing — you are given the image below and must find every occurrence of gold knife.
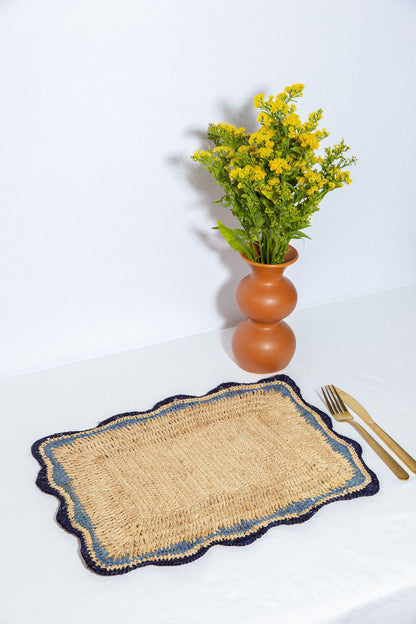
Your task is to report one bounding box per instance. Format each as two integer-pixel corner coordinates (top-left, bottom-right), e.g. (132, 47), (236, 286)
(335, 386), (416, 474)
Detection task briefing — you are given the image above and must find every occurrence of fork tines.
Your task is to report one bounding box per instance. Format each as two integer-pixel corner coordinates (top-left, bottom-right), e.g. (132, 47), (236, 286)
(322, 385), (347, 414)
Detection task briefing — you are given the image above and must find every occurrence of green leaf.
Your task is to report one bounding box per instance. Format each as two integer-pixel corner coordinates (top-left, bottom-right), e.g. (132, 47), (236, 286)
(290, 230), (311, 240)
(216, 221), (253, 258)
(219, 195), (233, 207)
(253, 213), (265, 229)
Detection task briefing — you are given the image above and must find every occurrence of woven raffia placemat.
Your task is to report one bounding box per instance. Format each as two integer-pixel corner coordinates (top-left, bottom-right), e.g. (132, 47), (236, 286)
(32, 375), (379, 575)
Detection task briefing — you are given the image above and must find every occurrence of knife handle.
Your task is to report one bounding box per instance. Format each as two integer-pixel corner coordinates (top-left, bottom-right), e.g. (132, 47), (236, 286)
(370, 423), (416, 473)
(348, 421), (409, 480)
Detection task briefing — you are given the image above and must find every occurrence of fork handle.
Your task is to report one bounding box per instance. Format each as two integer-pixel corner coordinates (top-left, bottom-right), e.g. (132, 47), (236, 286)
(369, 424), (416, 473)
(348, 421), (409, 480)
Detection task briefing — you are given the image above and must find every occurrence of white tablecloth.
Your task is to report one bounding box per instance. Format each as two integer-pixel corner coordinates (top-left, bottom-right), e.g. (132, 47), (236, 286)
(1, 285), (415, 624)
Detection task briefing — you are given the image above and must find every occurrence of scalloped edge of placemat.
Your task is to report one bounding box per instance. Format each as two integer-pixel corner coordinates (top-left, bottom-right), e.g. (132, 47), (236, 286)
(31, 374), (379, 575)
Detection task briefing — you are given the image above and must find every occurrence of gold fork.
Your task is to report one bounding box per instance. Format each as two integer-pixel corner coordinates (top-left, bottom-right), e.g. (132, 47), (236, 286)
(322, 385), (409, 481)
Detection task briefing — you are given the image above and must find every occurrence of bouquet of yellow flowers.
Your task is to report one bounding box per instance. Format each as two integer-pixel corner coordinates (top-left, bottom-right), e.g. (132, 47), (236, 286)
(191, 84), (356, 264)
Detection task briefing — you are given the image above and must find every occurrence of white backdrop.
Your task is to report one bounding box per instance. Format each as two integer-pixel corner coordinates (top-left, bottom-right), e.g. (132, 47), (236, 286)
(1, 0), (415, 379)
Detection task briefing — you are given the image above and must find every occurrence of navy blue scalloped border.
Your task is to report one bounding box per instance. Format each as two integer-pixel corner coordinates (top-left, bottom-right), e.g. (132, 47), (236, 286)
(31, 374), (379, 576)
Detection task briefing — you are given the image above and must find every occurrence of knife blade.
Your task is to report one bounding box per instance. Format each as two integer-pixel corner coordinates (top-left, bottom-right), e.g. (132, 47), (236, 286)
(335, 386), (416, 474)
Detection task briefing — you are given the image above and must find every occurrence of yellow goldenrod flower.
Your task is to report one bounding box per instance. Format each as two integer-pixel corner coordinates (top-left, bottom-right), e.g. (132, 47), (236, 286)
(253, 93), (265, 108)
(229, 168), (242, 180)
(298, 133), (320, 150)
(284, 83), (304, 94)
(251, 166), (266, 181)
(217, 122), (238, 134)
(258, 146), (273, 159)
(257, 112), (270, 124)
(213, 146), (233, 155)
(282, 112), (302, 128)
(308, 110), (323, 122)
(316, 129), (329, 141)
(269, 157), (290, 174)
(270, 98), (285, 113)
(248, 132), (259, 145)
(261, 128), (274, 141)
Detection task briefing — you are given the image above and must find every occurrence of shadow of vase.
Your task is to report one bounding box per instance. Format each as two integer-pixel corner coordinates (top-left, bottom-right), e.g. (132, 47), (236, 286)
(193, 228), (246, 361)
(167, 91), (267, 362)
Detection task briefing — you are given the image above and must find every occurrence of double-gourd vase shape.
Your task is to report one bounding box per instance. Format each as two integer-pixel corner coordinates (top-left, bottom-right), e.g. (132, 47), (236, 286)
(232, 245), (298, 373)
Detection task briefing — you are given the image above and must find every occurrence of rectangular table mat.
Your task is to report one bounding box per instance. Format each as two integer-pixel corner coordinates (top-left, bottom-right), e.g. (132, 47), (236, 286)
(32, 375), (379, 575)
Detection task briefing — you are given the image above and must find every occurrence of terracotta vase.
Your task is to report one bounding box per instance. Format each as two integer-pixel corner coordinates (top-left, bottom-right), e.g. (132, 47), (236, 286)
(232, 245), (299, 373)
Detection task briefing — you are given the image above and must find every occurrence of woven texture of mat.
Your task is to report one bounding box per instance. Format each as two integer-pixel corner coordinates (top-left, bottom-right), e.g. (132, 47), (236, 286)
(32, 375), (379, 575)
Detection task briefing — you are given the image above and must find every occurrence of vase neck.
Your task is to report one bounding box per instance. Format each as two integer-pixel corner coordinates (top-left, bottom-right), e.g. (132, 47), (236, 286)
(250, 264), (286, 280)
(240, 246), (298, 277)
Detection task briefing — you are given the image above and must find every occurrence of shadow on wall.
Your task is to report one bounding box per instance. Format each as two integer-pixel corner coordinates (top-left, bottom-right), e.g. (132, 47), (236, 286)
(167, 93), (263, 331)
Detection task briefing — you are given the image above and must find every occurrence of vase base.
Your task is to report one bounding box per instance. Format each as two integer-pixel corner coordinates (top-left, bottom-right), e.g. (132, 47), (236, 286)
(232, 319), (296, 373)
